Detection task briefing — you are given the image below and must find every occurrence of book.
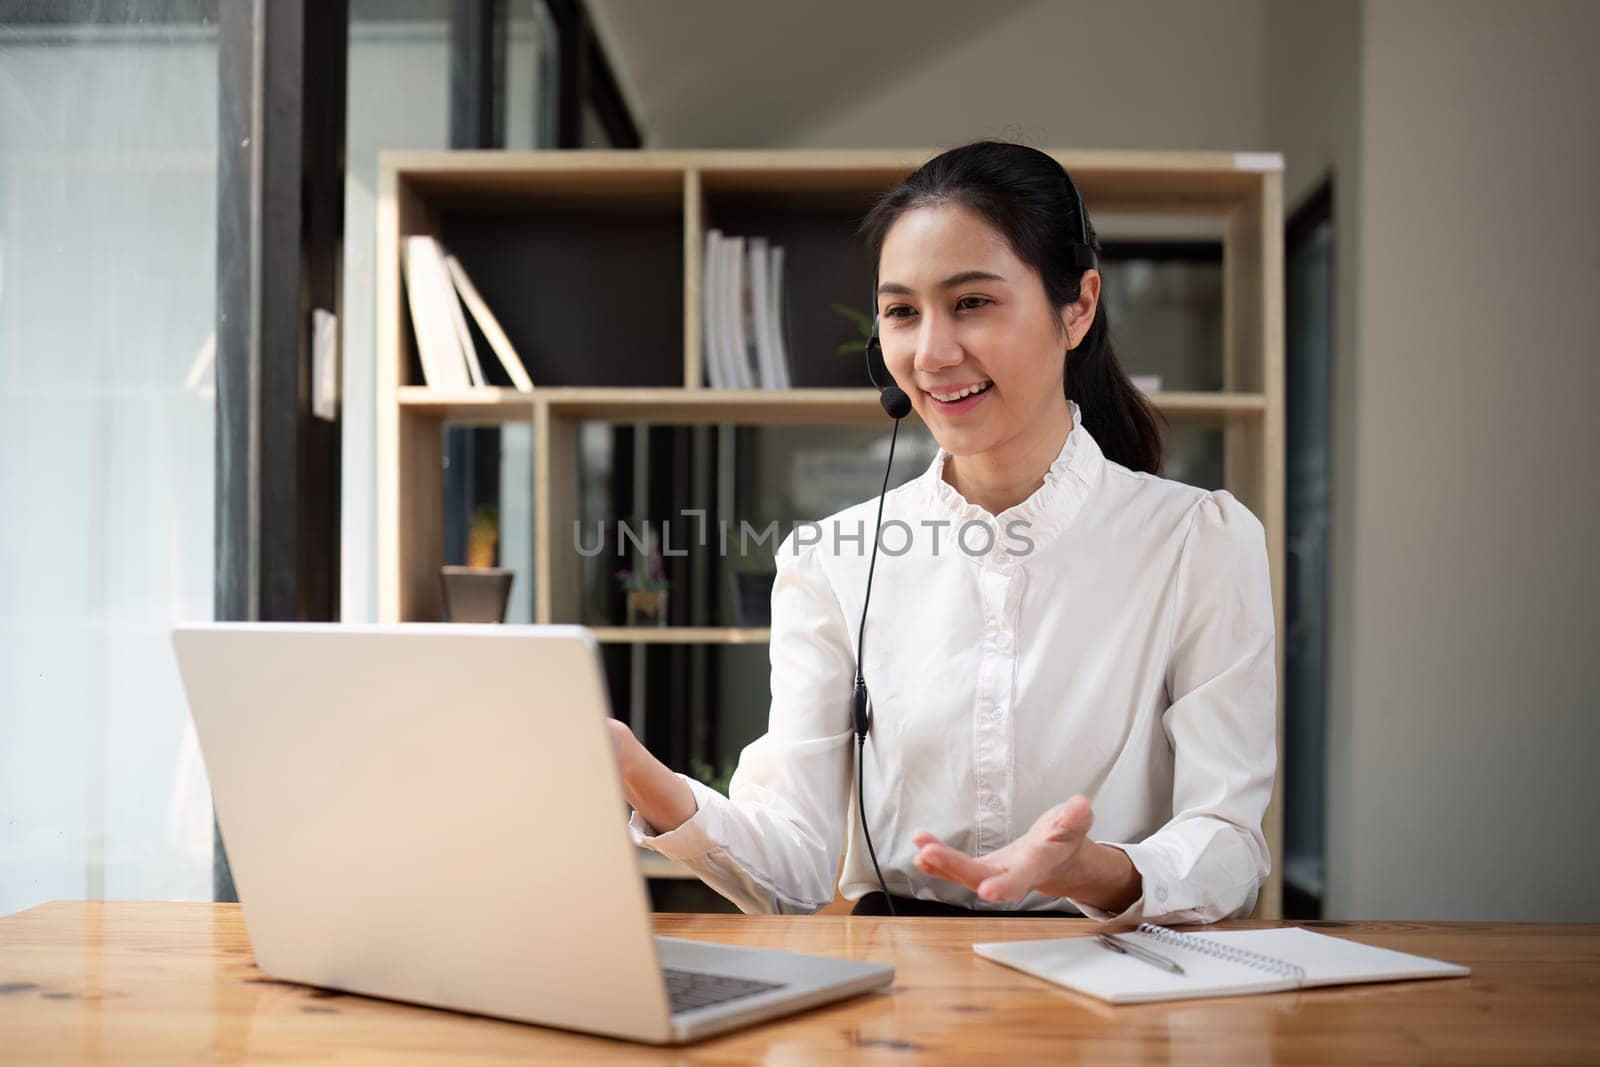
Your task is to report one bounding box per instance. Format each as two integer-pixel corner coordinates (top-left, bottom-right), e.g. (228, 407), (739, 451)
(701, 231), (793, 389)
(443, 258), (487, 388)
(707, 230), (745, 389)
(767, 245), (791, 388)
(723, 234), (754, 389)
(444, 252), (534, 391)
(401, 236), (471, 389)
(973, 924), (1470, 1005)
(705, 229), (743, 389)
(748, 237), (779, 389)
(702, 228), (725, 388)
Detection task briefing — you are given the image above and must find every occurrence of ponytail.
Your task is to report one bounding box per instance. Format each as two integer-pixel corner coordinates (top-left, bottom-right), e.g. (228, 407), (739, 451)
(1065, 294), (1165, 475)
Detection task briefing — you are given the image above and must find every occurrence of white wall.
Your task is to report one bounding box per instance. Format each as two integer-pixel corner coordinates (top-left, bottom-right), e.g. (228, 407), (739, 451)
(781, 0), (1270, 152)
(1330, 0), (1600, 919)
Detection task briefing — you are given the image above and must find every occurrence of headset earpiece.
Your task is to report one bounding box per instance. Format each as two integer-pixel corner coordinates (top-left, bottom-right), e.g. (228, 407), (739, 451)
(1060, 165), (1098, 271)
(865, 312), (910, 418)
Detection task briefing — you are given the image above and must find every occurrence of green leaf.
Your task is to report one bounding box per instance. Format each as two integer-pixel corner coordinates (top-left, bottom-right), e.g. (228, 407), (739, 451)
(689, 757), (737, 796)
(830, 302), (874, 337)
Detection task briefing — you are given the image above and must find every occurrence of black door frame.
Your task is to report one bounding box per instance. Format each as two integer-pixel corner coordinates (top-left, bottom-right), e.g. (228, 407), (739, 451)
(212, 0), (349, 901)
(1282, 176), (1334, 919)
(211, 0), (640, 899)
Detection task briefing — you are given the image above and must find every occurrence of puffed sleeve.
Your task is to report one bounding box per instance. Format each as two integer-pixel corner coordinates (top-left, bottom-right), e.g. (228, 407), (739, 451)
(1067, 489), (1277, 924)
(627, 527), (857, 913)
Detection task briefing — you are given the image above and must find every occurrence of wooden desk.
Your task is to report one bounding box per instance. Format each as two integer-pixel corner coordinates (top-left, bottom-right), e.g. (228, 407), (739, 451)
(2, 902), (1595, 1063)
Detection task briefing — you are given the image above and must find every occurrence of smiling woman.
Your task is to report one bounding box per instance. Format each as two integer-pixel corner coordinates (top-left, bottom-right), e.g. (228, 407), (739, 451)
(614, 141), (1277, 926)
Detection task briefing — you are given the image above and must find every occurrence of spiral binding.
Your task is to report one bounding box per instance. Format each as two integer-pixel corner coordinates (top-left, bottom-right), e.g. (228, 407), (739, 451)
(1133, 923), (1308, 983)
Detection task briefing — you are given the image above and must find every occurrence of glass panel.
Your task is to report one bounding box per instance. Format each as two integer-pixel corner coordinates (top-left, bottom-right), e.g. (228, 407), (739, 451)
(1098, 244), (1225, 393)
(0, 11), (219, 915)
(1285, 214), (1334, 911)
(341, 1), (451, 622)
(435, 420), (535, 625)
(507, 0), (559, 151)
(1163, 423), (1226, 491)
(561, 421), (938, 629)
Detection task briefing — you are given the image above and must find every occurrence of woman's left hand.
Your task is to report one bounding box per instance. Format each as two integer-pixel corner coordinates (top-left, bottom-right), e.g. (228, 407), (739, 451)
(912, 794), (1137, 908)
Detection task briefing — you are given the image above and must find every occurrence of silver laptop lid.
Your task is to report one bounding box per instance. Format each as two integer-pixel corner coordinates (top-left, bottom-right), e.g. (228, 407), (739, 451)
(172, 622), (676, 1043)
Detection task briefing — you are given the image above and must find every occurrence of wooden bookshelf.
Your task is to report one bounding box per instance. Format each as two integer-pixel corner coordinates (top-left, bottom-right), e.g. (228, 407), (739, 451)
(589, 627), (772, 645)
(375, 148), (1285, 916)
(397, 385), (1268, 423)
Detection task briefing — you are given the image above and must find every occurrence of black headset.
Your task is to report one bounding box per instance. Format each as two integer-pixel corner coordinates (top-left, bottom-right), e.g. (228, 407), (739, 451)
(853, 309), (906, 912)
(850, 162), (1096, 914)
(1060, 164), (1099, 271)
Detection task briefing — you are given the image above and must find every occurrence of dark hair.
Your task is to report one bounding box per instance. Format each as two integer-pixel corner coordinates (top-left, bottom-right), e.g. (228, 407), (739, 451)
(858, 141), (1165, 475)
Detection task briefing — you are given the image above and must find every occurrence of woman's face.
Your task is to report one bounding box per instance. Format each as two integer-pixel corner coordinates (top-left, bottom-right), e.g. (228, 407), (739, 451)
(875, 201), (1096, 458)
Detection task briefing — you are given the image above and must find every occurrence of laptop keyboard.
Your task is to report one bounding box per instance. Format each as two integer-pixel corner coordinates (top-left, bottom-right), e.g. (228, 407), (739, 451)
(662, 967), (786, 1014)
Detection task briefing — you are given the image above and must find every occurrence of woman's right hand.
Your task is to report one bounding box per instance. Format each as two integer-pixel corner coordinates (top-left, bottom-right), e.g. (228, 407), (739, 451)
(606, 719), (698, 834)
(605, 717), (646, 781)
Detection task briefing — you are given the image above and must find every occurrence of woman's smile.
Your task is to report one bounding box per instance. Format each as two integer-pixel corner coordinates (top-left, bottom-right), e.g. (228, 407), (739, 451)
(925, 378), (994, 414)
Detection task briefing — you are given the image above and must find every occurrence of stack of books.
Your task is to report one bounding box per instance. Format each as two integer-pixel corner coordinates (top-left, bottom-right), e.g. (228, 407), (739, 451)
(701, 229), (792, 390)
(402, 235), (535, 391)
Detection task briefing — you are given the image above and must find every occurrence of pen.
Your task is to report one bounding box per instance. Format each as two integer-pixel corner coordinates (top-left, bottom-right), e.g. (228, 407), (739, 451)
(1095, 933), (1186, 976)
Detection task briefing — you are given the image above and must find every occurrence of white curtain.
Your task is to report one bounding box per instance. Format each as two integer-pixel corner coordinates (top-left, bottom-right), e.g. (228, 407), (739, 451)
(0, 7), (556, 918)
(0, 22), (219, 917)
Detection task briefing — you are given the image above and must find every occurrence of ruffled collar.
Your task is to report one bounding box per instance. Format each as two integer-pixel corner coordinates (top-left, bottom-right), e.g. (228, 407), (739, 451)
(918, 398), (1104, 566)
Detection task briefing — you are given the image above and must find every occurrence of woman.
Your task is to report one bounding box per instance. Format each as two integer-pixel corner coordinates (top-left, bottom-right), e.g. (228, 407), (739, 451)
(609, 141), (1275, 923)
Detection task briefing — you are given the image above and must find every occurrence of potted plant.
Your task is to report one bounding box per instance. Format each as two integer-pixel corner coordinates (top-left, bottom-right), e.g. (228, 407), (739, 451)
(616, 550), (670, 627)
(832, 302), (875, 356)
(440, 505), (514, 623)
(467, 506), (499, 569)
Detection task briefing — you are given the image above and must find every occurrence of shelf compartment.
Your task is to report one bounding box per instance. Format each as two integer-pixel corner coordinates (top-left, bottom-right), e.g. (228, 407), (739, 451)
(387, 151), (686, 211)
(435, 210), (683, 389)
(637, 849), (698, 880)
(589, 627), (772, 645)
(396, 387), (537, 422)
(400, 386), (1267, 424)
(693, 148), (1279, 214)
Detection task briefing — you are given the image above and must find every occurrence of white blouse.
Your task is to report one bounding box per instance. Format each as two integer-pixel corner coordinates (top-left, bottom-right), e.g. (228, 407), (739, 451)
(630, 399), (1277, 924)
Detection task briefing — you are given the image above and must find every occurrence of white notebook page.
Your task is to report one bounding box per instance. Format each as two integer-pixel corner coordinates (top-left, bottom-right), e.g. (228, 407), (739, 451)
(974, 926), (1469, 1005)
(974, 935), (1294, 1004)
(1182, 928), (1471, 986)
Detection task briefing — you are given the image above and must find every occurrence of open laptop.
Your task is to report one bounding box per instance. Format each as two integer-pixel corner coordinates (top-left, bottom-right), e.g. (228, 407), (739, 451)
(171, 622), (892, 1044)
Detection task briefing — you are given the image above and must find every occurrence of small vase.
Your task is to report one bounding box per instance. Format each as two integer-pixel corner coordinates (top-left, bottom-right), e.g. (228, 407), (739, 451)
(440, 566), (514, 623)
(626, 588), (669, 627)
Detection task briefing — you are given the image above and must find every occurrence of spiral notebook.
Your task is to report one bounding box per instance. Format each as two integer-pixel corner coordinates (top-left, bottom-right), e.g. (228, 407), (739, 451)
(974, 924), (1470, 1004)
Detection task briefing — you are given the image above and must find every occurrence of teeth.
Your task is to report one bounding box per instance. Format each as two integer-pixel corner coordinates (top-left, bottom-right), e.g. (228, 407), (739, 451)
(931, 381), (991, 402)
